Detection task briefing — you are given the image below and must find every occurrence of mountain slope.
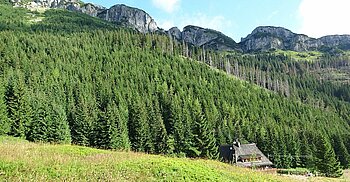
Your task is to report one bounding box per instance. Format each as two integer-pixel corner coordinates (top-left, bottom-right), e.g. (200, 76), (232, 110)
(0, 136), (295, 181)
(0, 3), (349, 175)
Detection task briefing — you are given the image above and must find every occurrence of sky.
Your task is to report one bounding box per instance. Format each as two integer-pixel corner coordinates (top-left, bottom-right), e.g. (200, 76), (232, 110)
(87, 0), (350, 42)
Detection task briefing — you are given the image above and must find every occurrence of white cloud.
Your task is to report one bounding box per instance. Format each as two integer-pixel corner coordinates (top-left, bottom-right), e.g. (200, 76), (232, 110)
(152, 0), (180, 13)
(178, 13), (234, 38)
(299, 0), (350, 37)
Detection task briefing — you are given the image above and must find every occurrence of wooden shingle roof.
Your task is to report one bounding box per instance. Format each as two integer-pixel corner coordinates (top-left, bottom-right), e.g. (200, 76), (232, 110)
(233, 143), (273, 167)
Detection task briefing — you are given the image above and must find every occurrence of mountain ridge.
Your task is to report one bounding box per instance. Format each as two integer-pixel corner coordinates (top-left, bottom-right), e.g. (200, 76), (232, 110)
(8, 0), (350, 52)
(240, 26), (350, 52)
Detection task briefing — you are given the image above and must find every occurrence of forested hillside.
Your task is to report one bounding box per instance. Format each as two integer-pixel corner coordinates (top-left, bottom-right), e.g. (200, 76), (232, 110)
(0, 3), (349, 177)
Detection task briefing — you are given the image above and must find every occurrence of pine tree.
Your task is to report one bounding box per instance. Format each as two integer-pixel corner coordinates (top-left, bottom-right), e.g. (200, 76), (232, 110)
(48, 103), (71, 144)
(149, 100), (168, 154)
(315, 135), (343, 177)
(182, 99), (196, 157)
(116, 100), (131, 150)
(106, 102), (122, 150)
(70, 95), (92, 146)
(28, 99), (49, 142)
(5, 75), (32, 138)
(290, 134), (301, 168)
(128, 98), (151, 152)
(300, 131), (315, 170)
(0, 84), (10, 135)
(102, 101), (130, 150)
(170, 96), (185, 154)
(93, 108), (109, 149)
(332, 136), (350, 169)
(191, 99), (218, 159)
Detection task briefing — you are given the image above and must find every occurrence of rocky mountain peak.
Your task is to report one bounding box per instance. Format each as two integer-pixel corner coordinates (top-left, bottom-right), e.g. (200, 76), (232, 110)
(97, 4), (158, 33)
(240, 26), (318, 52)
(78, 3), (106, 17)
(241, 26), (350, 52)
(168, 25), (240, 51)
(242, 26), (295, 42)
(168, 27), (182, 40)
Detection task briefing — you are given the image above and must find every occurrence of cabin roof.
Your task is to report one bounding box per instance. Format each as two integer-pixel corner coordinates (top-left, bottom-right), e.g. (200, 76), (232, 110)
(233, 143), (273, 167)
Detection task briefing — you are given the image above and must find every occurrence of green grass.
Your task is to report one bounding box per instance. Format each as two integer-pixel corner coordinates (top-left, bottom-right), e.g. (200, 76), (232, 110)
(2, 136), (347, 181)
(0, 136), (296, 181)
(273, 50), (323, 62)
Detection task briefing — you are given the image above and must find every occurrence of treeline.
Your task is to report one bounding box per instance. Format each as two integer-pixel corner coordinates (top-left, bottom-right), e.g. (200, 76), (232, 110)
(0, 5), (349, 177)
(180, 44), (350, 124)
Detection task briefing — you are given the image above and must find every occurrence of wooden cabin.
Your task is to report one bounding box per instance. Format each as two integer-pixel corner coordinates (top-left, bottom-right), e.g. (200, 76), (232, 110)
(220, 140), (273, 169)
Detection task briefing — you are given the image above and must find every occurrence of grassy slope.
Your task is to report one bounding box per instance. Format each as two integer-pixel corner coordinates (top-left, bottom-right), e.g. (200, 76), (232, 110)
(0, 136), (295, 182)
(273, 50), (323, 62)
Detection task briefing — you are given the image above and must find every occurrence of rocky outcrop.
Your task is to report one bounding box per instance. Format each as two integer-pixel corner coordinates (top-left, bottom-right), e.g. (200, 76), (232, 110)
(240, 26), (350, 52)
(168, 25), (240, 51)
(74, 3), (106, 17)
(97, 4), (158, 33)
(241, 26), (315, 52)
(11, 1), (157, 33)
(319, 35), (350, 50)
(11, 0), (81, 9)
(168, 27), (182, 40)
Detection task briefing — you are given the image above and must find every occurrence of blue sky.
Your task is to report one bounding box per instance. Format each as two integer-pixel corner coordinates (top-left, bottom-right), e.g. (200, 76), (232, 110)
(87, 0), (350, 42)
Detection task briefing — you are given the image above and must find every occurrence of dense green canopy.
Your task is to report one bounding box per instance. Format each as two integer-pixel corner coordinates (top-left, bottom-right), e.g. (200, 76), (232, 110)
(0, 4), (349, 177)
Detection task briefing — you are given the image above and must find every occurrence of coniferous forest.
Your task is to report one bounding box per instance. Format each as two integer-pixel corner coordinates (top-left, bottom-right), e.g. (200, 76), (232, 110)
(0, 3), (349, 177)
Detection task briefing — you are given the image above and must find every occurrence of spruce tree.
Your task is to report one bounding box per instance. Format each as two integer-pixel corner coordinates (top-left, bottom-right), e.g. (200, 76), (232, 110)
(316, 135), (343, 177)
(182, 99), (196, 157)
(170, 95), (185, 154)
(128, 98), (151, 152)
(70, 96), (91, 146)
(101, 101), (130, 150)
(191, 99), (218, 159)
(93, 109), (109, 149)
(290, 134), (301, 168)
(48, 103), (71, 144)
(300, 131), (316, 170)
(0, 84), (10, 135)
(149, 100), (168, 154)
(332, 136), (350, 169)
(106, 102), (121, 150)
(28, 100), (49, 142)
(5, 75), (32, 138)
(117, 100), (131, 150)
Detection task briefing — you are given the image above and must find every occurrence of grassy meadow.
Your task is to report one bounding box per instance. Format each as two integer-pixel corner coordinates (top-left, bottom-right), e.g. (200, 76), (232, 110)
(0, 136), (296, 181)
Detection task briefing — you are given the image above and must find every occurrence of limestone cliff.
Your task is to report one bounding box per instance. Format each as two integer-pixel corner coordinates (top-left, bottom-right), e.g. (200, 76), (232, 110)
(241, 26), (350, 52)
(10, 1), (158, 33)
(168, 25), (240, 51)
(97, 4), (158, 33)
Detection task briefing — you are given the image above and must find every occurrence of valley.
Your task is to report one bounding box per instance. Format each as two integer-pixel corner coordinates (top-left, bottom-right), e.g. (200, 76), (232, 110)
(0, 1), (350, 181)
